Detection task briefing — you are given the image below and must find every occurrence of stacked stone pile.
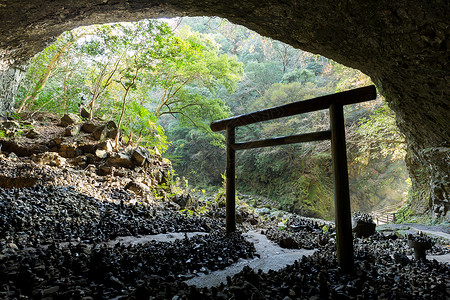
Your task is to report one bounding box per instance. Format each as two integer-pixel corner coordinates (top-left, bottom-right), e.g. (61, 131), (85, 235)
(0, 113), (172, 204)
(0, 232), (256, 299)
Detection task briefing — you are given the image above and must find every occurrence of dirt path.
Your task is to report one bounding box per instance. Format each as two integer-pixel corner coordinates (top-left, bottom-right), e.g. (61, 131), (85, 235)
(184, 230), (316, 288)
(377, 223), (450, 241)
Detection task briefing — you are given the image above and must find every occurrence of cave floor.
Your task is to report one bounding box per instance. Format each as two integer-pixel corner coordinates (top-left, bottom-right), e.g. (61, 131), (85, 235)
(105, 228), (450, 288)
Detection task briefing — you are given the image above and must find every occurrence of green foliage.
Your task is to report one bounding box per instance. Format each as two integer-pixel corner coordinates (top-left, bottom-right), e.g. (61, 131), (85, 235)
(121, 100), (170, 152)
(19, 16), (409, 220)
(356, 102), (406, 162)
(18, 18), (242, 153)
(281, 69), (314, 84)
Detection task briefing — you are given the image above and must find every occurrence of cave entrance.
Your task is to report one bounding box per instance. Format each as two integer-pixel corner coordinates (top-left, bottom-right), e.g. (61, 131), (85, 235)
(211, 85), (377, 271)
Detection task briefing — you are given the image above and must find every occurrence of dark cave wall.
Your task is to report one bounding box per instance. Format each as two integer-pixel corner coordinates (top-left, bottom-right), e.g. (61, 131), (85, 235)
(0, 66), (24, 115)
(0, 0), (449, 218)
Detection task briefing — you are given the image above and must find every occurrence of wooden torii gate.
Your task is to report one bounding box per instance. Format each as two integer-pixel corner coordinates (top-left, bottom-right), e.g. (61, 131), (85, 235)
(210, 85), (377, 271)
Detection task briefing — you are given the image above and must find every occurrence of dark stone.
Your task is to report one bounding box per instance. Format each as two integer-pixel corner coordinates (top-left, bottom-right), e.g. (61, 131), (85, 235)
(64, 125), (80, 136)
(77, 144), (95, 154)
(352, 213), (376, 238)
(171, 193), (197, 209)
(81, 122), (97, 133)
(58, 143), (81, 158)
(80, 107), (90, 119)
(131, 146), (150, 166)
(105, 152), (133, 169)
(106, 128), (118, 139)
(59, 113), (80, 127)
(125, 181), (151, 196)
(407, 233), (433, 260)
(98, 165), (114, 176)
(106, 120), (117, 129)
(92, 125), (107, 141)
(279, 236), (297, 249)
(393, 252), (410, 266)
(352, 221), (376, 238)
(25, 129), (39, 139)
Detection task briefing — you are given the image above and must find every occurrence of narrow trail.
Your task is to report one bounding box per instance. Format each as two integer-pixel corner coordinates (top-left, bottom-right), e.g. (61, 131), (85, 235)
(185, 230), (316, 288)
(377, 223), (450, 241)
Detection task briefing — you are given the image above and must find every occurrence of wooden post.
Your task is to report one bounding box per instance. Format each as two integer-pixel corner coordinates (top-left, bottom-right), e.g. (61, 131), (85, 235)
(226, 126), (236, 233)
(329, 103), (354, 272)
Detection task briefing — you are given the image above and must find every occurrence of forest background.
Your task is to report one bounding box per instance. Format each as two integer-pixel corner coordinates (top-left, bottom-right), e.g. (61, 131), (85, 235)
(13, 17), (409, 220)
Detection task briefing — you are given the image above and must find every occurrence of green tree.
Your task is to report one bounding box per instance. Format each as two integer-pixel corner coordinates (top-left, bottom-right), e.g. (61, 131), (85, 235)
(355, 102), (406, 162)
(16, 30), (88, 113)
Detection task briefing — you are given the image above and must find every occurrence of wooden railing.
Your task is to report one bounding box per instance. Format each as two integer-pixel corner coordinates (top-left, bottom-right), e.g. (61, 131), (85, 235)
(210, 85), (377, 271)
(376, 213), (395, 224)
(375, 211), (405, 224)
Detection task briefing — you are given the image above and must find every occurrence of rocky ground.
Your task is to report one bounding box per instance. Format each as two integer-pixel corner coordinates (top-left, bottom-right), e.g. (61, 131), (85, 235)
(0, 113), (449, 299)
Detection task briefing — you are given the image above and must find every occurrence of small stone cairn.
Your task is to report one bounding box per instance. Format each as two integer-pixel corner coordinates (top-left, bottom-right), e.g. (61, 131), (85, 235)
(352, 212), (376, 238)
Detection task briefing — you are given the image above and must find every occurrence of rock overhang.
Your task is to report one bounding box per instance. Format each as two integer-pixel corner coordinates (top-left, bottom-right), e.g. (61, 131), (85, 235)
(0, 0), (449, 217)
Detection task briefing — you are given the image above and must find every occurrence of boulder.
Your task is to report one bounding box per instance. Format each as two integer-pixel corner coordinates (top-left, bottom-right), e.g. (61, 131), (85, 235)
(106, 120), (117, 129)
(171, 194), (198, 210)
(96, 140), (113, 152)
(64, 125), (80, 136)
(352, 220), (376, 238)
(59, 113), (80, 127)
(407, 235), (432, 260)
(77, 144), (95, 154)
(25, 128), (40, 139)
(58, 143), (78, 158)
(92, 125), (107, 140)
(125, 181), (151, 197)
(106, 152), (133, 169)
(80, 107), (90, 119)
(98, 165), (114, 176)
(82, 122), (97, 133)
(352, 212), (376, 238)
(279, 236), (298, 249)
(31, 152), (66, 167)
(131, 146), (150, 166)
(107, 128), (118, 139)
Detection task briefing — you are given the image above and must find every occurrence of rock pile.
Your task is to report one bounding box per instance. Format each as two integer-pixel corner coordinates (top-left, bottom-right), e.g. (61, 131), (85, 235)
(0, 113), (173, 204)
(126, 248), (450, 300)
(0, 184), (223, 247)
(0, 113), (170, 180)
(407, 232), (434, 260)
(0, 232), (256, 299)
(1, 112), (450, 299)
(352, 212), (376, 238)
(264, 215), (335, 249)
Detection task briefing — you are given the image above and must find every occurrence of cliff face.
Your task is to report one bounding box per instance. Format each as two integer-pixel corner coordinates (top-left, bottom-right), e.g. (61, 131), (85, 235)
(0, 0), (448, 218)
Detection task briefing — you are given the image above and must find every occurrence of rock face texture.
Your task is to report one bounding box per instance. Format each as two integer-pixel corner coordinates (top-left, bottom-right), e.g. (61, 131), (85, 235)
(0, 0), (449, 217)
